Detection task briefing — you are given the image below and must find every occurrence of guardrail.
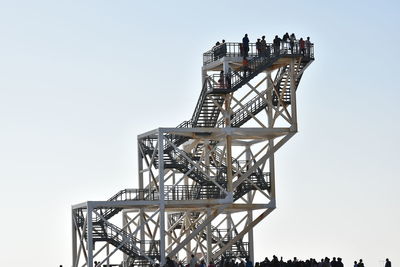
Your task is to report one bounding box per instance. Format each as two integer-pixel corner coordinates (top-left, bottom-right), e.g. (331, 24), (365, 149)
(203, 41), (314, 65)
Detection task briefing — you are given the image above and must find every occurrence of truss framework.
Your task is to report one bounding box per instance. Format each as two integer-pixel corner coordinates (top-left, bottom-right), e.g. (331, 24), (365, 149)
(71, 41), (314, 267)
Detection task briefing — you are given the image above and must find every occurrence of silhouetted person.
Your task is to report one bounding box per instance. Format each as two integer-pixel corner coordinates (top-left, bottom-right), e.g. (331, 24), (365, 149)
(272, 255), (279, 267)
(353, 261), (358, 267)
(282, 32), (289, 49)
(273, 35), (281, 55)
(261, 257), (270, 267)
(242, 34), (249, 57)
(337, 258), (344, 267)
(256, 38), (262, 55)
(322, 258), (330, 267)
(299, 38), (305, 54)
(190, 254), (198, 267)
(218, 70), (225, 88)
(331, 257), (337, 267)
(289, 33), (296, 53)
(305, 37), (311, 56)
(166, 257), (175, 267)
(246, 258), (254, 267)
(385, 259), (391, 267)
(213, 41), (221, 60)
(209, 260), (216, 267)
(260, 35), (267, 57)
(358, 259), (364, 267)
(225, 68), (232, 89)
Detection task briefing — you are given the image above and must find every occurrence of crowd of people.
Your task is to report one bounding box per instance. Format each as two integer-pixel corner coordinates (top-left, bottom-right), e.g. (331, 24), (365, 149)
(211, 33), (313, 90)
(211, 33), (312, 60)
(163, 255), (392, 267)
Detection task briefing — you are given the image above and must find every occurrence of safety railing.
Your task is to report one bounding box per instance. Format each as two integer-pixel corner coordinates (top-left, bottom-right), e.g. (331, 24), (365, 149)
(164, 185), (225, 200)
(203, 42), (260, 65)
(107, 188), (160, 202)
(191, 76), (212, 126)
(203, 41), (314, 65)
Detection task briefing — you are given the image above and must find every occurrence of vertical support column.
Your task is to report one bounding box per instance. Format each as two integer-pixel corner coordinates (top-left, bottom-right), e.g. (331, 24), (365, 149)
(227, 213), (232, 246)
(206, 208), (212, 263)
(185, 214), (192, 262)
(266, 71), (276, 204)
(138, 142), (146, 255)
(87, 203), (93, 267)
(106, 244), (110, 267)
(225, 94), (233, 194)
(246, 145), (254, 262)
(122, 212), (128, 263)
(72, 209), (77, 267)
(268, 140), (276, 204)
(266, 71), (273, 126)
(158, 131), (166, 266)
(226, 136), (233, 193)
(290, 58), (298, 131)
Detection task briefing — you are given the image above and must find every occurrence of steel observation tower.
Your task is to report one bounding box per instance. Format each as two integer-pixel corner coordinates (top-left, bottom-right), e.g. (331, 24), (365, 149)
(71, 38), (315, 267)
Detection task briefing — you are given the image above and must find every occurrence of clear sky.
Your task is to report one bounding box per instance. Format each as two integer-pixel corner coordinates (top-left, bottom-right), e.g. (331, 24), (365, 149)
(0, 1), (399, 267)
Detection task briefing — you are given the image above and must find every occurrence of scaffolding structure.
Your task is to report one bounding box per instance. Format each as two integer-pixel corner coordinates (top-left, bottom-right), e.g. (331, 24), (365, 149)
(71, 40), (315, 267)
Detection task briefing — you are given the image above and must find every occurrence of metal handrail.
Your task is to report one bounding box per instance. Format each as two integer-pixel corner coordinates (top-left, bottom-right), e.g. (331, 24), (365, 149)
(203, 41), (314, 65)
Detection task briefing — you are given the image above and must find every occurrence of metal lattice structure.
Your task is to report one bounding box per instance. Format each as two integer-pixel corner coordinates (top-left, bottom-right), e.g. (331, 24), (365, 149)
(71, 40), (314, 267)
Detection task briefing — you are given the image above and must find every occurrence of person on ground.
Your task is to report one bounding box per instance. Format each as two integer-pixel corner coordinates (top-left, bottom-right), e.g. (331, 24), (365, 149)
(190, 254), (198, 267)
(337, 258), (344, 267)
(246, 258), (254, 267)
(385, 259), (391, 267)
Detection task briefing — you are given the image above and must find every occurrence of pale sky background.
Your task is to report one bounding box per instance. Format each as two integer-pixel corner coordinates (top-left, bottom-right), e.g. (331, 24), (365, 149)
(0, 1), (399, 267)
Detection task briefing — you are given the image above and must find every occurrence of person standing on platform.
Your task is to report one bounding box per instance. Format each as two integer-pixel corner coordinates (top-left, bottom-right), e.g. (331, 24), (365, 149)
(256, 38), (262, 55)
(242, 34), (249, 57)
(273, 35), (281, 55)
(305, 36), (311, 56)
(299, 38), (305, 55)
(289, 33), (296, 53)
(221, 39), (227, 57)
(385, 259), (391, 267)
(218, 70), (225, 89)
(282, 32), (289, 50)
(260, 35), (267, 57)
(226, 67), (232, 89)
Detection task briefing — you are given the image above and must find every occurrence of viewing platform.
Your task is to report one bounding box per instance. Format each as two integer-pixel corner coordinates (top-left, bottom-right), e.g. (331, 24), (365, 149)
(202, 41), (314, 71)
